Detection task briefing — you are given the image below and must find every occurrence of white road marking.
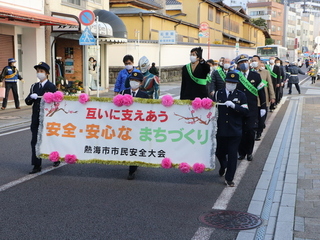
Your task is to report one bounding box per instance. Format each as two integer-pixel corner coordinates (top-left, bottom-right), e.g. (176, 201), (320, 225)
(0, 127), (29, 137)
(191, 227), (215, 240)
(0, 163), (66, 192)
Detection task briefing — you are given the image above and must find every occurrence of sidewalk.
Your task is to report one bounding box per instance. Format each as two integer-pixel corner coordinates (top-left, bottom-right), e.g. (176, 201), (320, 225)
(237, 80), (320, 240)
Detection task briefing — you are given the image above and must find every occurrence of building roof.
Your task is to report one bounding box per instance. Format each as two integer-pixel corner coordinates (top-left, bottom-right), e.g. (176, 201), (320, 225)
(166, 0), (181, 5)
(109, 0), (162, 10)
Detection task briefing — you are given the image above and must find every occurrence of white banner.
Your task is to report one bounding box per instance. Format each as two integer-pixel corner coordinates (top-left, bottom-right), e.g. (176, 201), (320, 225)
(38, 98), (216, 171)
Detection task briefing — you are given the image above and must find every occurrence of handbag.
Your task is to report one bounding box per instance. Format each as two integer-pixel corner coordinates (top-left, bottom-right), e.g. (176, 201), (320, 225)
(0, 87), (5, 98)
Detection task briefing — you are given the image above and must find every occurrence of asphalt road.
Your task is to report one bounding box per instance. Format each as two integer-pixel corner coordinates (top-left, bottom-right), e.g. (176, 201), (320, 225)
(0, 71), (310, 240)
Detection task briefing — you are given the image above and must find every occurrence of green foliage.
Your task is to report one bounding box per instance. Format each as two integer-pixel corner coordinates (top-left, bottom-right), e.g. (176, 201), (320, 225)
(265, 38), (274, 45)
(250, 18), (267, 29)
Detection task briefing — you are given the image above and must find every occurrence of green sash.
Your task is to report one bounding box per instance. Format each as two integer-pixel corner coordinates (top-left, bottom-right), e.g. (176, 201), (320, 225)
(216, 67), (226, 81)
(261, 79), (268, 87)
(266, 65), (278, 79)
(237, 71), (259, 96)
(186, 63), (211, 85)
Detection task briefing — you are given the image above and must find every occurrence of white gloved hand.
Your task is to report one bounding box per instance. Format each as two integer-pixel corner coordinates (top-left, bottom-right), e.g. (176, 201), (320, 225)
(30, 93), (38, 99)
(225, 100), (235, 109)
(260, 109), (266, 117)
(0, 82), (3, 87)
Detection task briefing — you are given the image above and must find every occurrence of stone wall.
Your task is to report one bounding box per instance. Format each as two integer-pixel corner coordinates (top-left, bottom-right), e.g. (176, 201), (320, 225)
(109, 65), (183, 84)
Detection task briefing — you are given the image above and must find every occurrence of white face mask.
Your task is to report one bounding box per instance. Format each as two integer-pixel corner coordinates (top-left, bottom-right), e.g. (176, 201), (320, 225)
(223, 63), (230, 69)
(125, 64), (133, 70)
(37, 72), (47, 81)
(225, 82), (237, 92)
(251, 62), (259, 68)
(210, 66), (215, 72)
(130, 81), (140, 90)
(269, 59), (275, 64)
(190, 56), (197, 63)
(261, 67), (265, 70)
(219, 61), (224, 66)
(275, 63), (281, 66)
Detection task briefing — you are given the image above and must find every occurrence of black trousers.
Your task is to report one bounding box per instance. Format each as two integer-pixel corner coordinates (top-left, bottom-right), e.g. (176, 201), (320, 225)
(238, 114), (256, 156)
(288, 83), (300, 94)
(2, 82), (19, 108)
(216, 136), (242, 182)
(256, 108), (268, 135)
(30, 115), (41, 166)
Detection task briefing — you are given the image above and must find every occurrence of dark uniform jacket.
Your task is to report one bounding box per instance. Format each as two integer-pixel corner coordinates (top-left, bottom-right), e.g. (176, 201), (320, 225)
(180, 60), (210, 100)
(236, 70), (266, 117)
(122, 89), (149, 99)
(287, 65), (305, 84)
(25, 81), (57, 123)
(269, 64), (281, 89)
(214, 89), (248, 137)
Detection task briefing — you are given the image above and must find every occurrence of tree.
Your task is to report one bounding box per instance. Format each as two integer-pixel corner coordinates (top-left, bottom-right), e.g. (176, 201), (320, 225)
(265, 38), (275, 45)
(250, 18), (274, 45)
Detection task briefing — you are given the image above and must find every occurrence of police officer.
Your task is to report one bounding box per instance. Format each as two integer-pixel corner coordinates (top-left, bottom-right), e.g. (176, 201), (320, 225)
(25, 62), (57, 174)
(214, 71), (248, 187)
(287, 62), (306, 94)
(235, 54), (266, 161)
(0, 58), (23, 110)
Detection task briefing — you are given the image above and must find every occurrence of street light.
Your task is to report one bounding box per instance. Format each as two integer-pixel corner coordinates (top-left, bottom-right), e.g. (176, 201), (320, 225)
(235, 37), (240, 57)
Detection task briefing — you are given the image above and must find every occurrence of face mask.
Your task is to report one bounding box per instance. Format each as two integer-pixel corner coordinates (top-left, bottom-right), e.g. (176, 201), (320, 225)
(275, 63), (281, 66)
(223, 63), (230, 69)
(210, 66), (215, 72)
(130, 81), (140, 89)
(219, 61), (224, 66)
(37, 72), (47, 81)
(190, 56), (197, 63)
(251, 62), (259, 68)
(125, 64), (133, 70)
(226, 82), (237, 92)
(269, 59), (275, 64)
(260, 67), (265, 70)
(239, 62), (249, 71)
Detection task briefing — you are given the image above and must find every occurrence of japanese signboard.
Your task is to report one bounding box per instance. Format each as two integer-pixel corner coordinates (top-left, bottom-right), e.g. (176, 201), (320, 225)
(37, 98), (216, 170)
(159, 30), (177, 45)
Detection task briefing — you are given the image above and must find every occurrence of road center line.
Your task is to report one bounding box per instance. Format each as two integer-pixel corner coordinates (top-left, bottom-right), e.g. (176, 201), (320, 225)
(0, 127), (29, 136)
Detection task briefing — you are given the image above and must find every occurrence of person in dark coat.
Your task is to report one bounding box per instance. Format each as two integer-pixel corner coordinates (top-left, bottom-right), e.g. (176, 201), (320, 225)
(266, 57), (281, 111)
(214, 71), (248, 187)
(180, 47), (210, 100)
(0, 58), (23, 110)
(287, 62), (306, 94)
(121, 72), (149, 180)
(275, 58), (285, 104)
(208, 58), (231, 98)
(149, 62), (159, 76)
(234, 54), (266, 162)
(25, 62), (57, 174)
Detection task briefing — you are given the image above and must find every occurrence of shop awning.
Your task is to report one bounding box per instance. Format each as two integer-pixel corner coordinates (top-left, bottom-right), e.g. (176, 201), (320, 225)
(0, 6), (78, 26)
(222, 33), (255, 44)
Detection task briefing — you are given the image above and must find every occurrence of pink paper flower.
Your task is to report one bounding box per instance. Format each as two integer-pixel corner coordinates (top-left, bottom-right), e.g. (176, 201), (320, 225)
(113, 94), (124, 107)
(122, 94), (134, 106)
(193, 163), (205, 173)
(78, 93), (90, 104)
(161, 95), (174, 107)
(191, 98), (202, 110)
(43, 92), (54, 103)
(178, 162), (191, 173)
(201, 98), (213, 109)
(65, 154), (77, 164)
(53, 91), (64, 102)
(49, 151), (60, 162)
(161, 158), (172, 169)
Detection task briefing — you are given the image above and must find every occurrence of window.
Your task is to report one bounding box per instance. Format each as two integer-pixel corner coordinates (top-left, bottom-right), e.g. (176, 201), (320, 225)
(208, 6), (213, 21)
(250, 11), (266, 16)
(216, 10), (221, 24)
(271, 25), (276, 32)
(62, 0), (81, 5)
(278, 26), (281, 31)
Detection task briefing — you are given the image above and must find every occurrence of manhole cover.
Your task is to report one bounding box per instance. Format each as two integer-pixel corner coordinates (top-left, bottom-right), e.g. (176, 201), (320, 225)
(0, 116), (20, 120)
(198, 210), (262, 230)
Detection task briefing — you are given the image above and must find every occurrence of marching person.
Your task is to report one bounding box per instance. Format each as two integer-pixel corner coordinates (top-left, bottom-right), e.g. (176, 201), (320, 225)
(287, 62), (306, 94)
(266, 57), (281, 112)
(114, 54), (140, 96)
(235, 54), (266, 161)
(25, 62), (58, 174)
(208, 58), (232, 99)
(251, 55), (276, 141)
(0, 58), (23, 110)
(180, 47), (210, 100)
(121, 72), (149, 180)
(275, 58), (285, 104)
(214, 71), (248, 187)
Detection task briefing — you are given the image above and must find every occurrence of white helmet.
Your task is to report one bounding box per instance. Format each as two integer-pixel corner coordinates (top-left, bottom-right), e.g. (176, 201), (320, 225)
(138, 56), (150, 73)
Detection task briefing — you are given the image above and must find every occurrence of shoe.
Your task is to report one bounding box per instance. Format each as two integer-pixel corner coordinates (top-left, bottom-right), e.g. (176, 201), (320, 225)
(219, 167), (226, 177)
(127, 172), (135, 180)
(247, 154), (253, 161)
(29, 166), (41, 174)
(269, 109), (274, 112)
(53, 161), (60, 167)
(1, 107), (5, 110)
(225, 180), (235, 187)
(255, 133), (261, 141)
(238, 155), (245, 160)
(16, 107), (21, 109)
